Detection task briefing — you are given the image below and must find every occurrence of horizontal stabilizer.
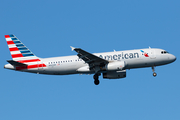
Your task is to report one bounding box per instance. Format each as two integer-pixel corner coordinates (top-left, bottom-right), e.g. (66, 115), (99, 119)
(7, 60), (27, 66)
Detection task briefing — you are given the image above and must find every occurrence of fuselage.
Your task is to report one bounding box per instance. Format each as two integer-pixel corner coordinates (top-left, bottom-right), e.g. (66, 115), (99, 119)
(5, 48), (176, 75)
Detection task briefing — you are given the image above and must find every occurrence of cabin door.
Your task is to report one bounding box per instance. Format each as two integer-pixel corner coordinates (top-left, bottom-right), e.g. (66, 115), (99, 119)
(150, 49), (156, 59)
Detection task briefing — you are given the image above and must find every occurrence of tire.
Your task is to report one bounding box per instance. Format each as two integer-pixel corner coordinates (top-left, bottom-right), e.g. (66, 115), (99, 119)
(94, 79), (100, 85)
(153, 72), (157, 77)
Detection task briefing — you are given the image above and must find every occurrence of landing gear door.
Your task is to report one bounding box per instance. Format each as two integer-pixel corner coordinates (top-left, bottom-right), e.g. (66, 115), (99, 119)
(150, 49), (156, 59)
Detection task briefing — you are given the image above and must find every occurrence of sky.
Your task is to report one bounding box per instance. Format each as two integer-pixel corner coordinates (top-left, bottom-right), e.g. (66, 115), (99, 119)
(0, 0), (180, 120)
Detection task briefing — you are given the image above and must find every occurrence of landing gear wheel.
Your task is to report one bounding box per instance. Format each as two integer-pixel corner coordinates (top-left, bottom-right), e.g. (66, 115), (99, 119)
(153, 72), (157, 77)
(93, 73), (100, 85)
(94, 79), (100, 85)
(152, 66), (157, 77)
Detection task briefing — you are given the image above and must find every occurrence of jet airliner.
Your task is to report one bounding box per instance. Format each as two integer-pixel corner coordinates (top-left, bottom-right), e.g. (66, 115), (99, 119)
(4, 34), (176, 85)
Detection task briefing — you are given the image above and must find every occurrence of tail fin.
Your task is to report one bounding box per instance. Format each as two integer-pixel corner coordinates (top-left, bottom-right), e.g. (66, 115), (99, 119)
(5, 34), (40, 61)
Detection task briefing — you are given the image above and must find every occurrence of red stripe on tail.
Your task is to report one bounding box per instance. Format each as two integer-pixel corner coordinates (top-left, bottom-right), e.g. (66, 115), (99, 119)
(7, 41), (14, 45)
(18, 59), (41, 63)
(9, 47), (19, 51)
(5, 35), (10, 38)
(12, 54), (24, 58)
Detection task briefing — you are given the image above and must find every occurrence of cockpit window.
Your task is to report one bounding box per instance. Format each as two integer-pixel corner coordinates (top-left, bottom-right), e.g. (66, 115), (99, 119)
(161, 51), (169, 54)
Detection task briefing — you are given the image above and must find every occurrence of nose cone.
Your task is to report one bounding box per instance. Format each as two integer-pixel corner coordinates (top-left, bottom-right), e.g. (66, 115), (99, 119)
(169, 54), (176, 63)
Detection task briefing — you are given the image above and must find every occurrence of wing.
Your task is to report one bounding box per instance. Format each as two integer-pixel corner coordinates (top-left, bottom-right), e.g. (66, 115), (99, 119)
(71, 46), (108, 69)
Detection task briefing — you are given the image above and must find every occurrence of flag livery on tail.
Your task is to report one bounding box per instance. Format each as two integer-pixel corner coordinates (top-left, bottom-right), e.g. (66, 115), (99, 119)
(5, 34), (36, 60)
(5, 34), (46, 70)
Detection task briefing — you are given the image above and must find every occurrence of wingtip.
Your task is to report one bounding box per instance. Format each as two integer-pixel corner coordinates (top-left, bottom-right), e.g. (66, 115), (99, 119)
(70, 46), (75, 51)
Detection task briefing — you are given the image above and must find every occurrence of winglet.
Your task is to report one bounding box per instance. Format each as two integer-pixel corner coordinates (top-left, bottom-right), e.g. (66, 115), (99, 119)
(70, 46), (75, 51)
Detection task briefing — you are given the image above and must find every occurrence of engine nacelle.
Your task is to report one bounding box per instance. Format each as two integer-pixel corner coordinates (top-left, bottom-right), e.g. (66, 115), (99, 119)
(103, 70), (126, 79)
(105, 61), (125, 71)
(77, 66), (90, 72)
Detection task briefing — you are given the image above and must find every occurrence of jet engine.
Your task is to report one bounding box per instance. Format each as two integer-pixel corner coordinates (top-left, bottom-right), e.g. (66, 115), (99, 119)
(103, 70), (126, 79)
(105, 61), (125, 71)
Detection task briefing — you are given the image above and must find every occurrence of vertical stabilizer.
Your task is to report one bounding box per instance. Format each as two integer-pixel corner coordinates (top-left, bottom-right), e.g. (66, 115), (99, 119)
(4, 34), (46, 70)
(5, 34), (39, 61)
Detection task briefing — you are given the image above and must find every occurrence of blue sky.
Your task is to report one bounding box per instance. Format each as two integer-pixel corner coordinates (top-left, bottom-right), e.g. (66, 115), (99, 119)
(0, 0), (179, 120)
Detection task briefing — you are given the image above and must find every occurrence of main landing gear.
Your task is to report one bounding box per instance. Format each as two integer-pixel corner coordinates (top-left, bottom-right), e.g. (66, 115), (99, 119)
(152, 66), (157, 77)
(93, 73), (100, 85)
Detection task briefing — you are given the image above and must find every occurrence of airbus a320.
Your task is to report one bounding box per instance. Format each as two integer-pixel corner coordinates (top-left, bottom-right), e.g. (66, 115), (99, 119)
(4, 34), (176, 85)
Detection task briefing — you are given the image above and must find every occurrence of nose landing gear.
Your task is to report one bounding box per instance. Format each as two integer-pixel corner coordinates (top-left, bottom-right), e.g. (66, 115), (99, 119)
(152, 66), (157, 77)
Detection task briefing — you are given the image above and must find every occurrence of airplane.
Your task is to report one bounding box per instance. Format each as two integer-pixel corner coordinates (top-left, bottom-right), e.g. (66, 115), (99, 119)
(4, 34), (176, 85)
